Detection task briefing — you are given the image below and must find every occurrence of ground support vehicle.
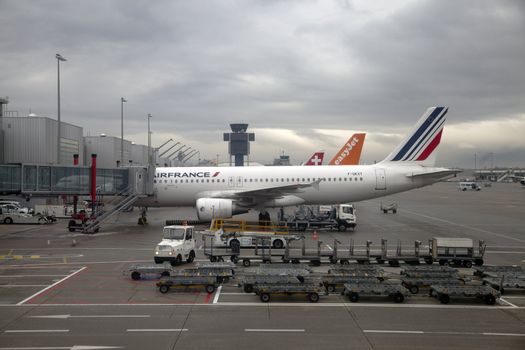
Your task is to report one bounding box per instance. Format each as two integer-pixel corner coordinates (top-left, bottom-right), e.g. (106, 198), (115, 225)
(429, 284), (500, 305)
(473, 265), (524, 277)
(239, 275), (307, 294)
(401, 277), (464, 294)
(343, 281), (406, 303)
(203, 234), (282, 266)
(254, 283), (326, 303)
(328, 264), (385, 277)
(282, 237), (332, 265)
(430, 237), (486, 267)
(208, 219), (290, 249)
(401, 265), (458, 275)
(482, 275), (525, 294)
(154, 225), (196, 266)
(380, 202), (398, 214)
(0, 209), (50, 225)
(171, 265), (235, 283)
(156, 276), (219, 294)
(127, 263), (172, 280)
(281, 204), (357, 232)
(68, 210), (99, 232)
(376, 239), (431, 266)
(323, 276), (382, 293)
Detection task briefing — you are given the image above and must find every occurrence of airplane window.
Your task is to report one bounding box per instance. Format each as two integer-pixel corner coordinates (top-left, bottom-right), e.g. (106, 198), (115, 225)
(271, 179), (273, 182)
(211, 179), (215, 183)
(206, 179), (209, 183)
(344, 178), (347, 181)
(265, 179), (268, 182)
(355, 177), (358, 181)
(164, 180), (168, 183)
(339, 177), (342, 181)
(190, 180), (194, 183)
(222, 179), (226, 183)
(250, 179), (253, 182)
(281, 178), (284, 182)
(360, 177), (363, 181)
(286, 178), (289, 182)
(153, 180), (156, 183)
(186, 179), (189, 183)
(291, 178), (295, 181)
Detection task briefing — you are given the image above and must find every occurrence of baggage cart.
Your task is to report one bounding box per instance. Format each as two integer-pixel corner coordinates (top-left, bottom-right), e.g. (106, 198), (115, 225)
(429, 284), (500, 305)
(473, 265), (524, 277)
(343, 281), (407, 303)
(254, 283), (326, 303)
(323, 276), (381, 293)
(401, 277), (464, 294)
(126, 263), (172, 280)
(156, 276), (219, 294)
(240, 275), (307, 293)
(482, 275), (525, 294)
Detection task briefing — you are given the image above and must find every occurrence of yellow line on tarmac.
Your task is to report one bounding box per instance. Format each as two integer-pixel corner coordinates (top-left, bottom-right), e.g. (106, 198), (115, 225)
(7, 250), (13, 256)
(30, 255), (40, 259)
(63, 257), (68, 264)
(13, 255), (23, 260)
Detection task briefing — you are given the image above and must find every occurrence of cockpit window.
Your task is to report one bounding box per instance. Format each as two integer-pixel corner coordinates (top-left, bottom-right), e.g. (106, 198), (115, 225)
(162, 228), (185, 240)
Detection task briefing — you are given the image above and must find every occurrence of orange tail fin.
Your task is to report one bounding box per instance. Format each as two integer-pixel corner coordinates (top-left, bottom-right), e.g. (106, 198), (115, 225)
(328, 133), (366, 165)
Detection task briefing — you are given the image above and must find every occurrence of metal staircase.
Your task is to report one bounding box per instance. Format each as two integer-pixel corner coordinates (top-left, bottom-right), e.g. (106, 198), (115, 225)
(82, 191), (140, 233)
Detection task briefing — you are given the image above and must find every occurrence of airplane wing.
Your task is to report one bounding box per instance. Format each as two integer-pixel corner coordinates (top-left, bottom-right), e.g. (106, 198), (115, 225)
(197, 180), (321, 206)
(407, 169), (461, 180)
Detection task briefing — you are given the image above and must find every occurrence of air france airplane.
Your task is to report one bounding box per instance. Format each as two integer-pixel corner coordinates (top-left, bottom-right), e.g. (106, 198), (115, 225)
(136, 107), (457, 221)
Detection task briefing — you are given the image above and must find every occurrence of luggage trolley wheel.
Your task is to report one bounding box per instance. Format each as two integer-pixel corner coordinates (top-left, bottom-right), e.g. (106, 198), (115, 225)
(327, 284), (336, 293)
(439, 293), (450, 304)
(393, 293), (405, 303)
(308, 292), (320, 303)
(210, 256), (217, 263)
(159, 285), (170, 294)
(242, 259), (251, 267)
(260, 293), (271, 303)
(205, 285), (216, 294)
(484, 294), (496, 305)
(348, 292), (359, 303)
(131, 272), (141, 280)
(409, 285), (419, 294)
(463, 260), (473, 268)
(243, 284), (254, 293)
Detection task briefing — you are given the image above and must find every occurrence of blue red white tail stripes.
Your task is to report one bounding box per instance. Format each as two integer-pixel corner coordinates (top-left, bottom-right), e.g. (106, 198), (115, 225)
(384, 107), (448, 164)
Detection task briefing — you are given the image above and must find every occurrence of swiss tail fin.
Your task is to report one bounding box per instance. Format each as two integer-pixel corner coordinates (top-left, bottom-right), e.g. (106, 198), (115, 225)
(381, 107), (448, 166)
(304, 151), (325, 166)
(328, 133), (366, 165)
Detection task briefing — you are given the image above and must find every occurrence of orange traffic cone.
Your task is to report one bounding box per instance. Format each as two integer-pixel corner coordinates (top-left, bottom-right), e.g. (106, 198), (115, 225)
(312, 230), (318, 241)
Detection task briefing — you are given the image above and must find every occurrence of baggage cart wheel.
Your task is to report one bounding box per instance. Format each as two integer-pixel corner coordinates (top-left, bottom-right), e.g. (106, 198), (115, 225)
(424, 258), (433, 265)
(282, 259), (290, 263)
(242, 259), (251, 267)
(439, 294), (450, 304)
(210, 256), (217, 262)
(161, 271), (170, 277)
(329, 258), (337, 264)
(159, 285), (170, 294)
(243, 284), (254, 293)
(484, 295), (496, 305)
(340, 259), (349, 265)
(292, 259), (300, 264)
(500, 288), (505, 295)
(311, 260), (321, 266)
(409, 285), (419, 294)
(260, 293), (271, 303)
(131, 272), (141, 280)
(218, 257), (224, 262)
(327, 285), (336, 293)
(383, 210), (387, 214)
(154, 257), (162, 264)
(349, 292), (359, 303)
(186, 251), (195, 263)
(205, 285), (216, 294)
(308, 293), (320, 303)
(438, 260), (447, 266)
(393, 293), (405, 303)
(463, 260), (473, 268)
(474, 259), (484, 266)
(230, 255), (239, 264)
(376, 259), (385, 265)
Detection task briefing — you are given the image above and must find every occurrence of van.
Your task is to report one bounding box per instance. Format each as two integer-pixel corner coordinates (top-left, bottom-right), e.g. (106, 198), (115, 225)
(458, 182), (481, 191)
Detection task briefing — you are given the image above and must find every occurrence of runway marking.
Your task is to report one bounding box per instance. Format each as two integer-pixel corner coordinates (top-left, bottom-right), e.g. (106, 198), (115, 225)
(245, 329), (305, 332)
(126, 329), (188, 332)
(401, 209), (525, 243)
(212, 285), (222, 304)
(4, 329), (69, 333)
(16, 267), (87, 305)
(498, 298), (518, 308)
(363, 330), (525, 337)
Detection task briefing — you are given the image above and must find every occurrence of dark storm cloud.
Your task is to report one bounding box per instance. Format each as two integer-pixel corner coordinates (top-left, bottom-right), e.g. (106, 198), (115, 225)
(0, 0), (523, 166)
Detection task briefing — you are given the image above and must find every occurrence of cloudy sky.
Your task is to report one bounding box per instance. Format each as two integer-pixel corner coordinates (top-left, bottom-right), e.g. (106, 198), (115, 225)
(1, 0), (524, 168)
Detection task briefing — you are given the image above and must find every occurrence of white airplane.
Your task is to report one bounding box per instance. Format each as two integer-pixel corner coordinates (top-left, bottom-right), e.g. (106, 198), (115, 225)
(136, 107), (457, 220)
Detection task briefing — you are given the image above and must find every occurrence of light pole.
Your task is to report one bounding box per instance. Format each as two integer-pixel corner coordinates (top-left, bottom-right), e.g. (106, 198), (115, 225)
(56, 53), (67, 164)
(147, 113), (152, 165)
(120, 97), (127, 165)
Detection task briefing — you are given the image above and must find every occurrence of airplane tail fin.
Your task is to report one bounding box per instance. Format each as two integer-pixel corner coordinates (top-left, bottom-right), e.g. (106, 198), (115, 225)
(304, 151), (325, 166)
(381, 107), (448, 167)
(328, 133), (366, 165)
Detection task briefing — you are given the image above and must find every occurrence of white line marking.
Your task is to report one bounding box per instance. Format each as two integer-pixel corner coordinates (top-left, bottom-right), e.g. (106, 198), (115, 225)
(498, 298), (518, 308)
(126, 329), (188, 332)
(364, 330), (424, 334)
(401, 209), (525, 243)
(213, 285), (222, 304)
(16, 267), (86, 306)
(4, 329), (69, 333)
(245, 329), (305, 332)
(483, 332), (525, 337)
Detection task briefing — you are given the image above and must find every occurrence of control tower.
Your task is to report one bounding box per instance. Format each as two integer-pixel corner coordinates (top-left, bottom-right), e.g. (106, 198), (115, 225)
(223, 123), (255, 166)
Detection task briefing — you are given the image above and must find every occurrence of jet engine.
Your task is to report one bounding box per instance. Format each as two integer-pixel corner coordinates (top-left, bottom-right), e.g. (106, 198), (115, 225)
(196, 198), (248, 221)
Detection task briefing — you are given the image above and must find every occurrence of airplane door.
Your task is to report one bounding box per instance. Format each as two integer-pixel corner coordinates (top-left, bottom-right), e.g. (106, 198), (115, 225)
(375, 169), (386, 190)
(228, 176), (235, 187)
(236, 176), (243, 188)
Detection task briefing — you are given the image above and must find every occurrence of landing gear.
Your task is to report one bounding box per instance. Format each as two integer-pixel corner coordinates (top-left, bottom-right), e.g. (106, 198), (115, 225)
(138, 207), (148, 225)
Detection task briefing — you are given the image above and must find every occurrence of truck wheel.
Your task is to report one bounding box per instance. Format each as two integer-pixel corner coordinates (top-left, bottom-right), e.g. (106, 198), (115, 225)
(272, 239), (284, 249)
(244, 285), (254, 293)
(383, 210), (388, 214)
(38, 217), (47, 224)
(484, 295), (496, 305)
(186, 251), (195, 263)
(242, 259), (251, 267)
(308, 293), (319, 303)
(159, 285), (170, 294)
(260, 293), (270, 302)
(393, 293), (404, 303)
(154, 257), (162, 264)
(349, 292), (359, 302)
(205, 285), (216, 294)
(393, 209), (397, 214)
(439, 294), (450, 304)
(409, 285), (419, 294)
(338, 224), (347, 232)
(463, 260), (473, 268)
(4, 217), (13, 224)
(131, 272), (141, 280)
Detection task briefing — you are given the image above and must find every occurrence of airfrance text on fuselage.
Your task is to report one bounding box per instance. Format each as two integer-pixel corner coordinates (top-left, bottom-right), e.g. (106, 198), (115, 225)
(156, 171), (220, 178)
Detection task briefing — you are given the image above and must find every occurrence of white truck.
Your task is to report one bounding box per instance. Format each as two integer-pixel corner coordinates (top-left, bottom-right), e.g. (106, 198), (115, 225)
(154, 225), (196, 266)
(206, 219), (290, 249)
(282, 204), (357, 232)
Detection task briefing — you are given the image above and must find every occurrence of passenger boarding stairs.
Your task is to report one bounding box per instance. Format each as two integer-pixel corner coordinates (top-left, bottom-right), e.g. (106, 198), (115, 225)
(82, 188), (141, 233)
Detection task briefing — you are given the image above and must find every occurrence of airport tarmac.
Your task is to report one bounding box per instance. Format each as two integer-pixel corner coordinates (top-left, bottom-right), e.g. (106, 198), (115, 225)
(0, 182), (524, 349)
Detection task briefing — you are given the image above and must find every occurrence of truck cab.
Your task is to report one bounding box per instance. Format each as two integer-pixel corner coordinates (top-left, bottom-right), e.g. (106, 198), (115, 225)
(459, 182), (481, 191)
(154, 225), (196, 265)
